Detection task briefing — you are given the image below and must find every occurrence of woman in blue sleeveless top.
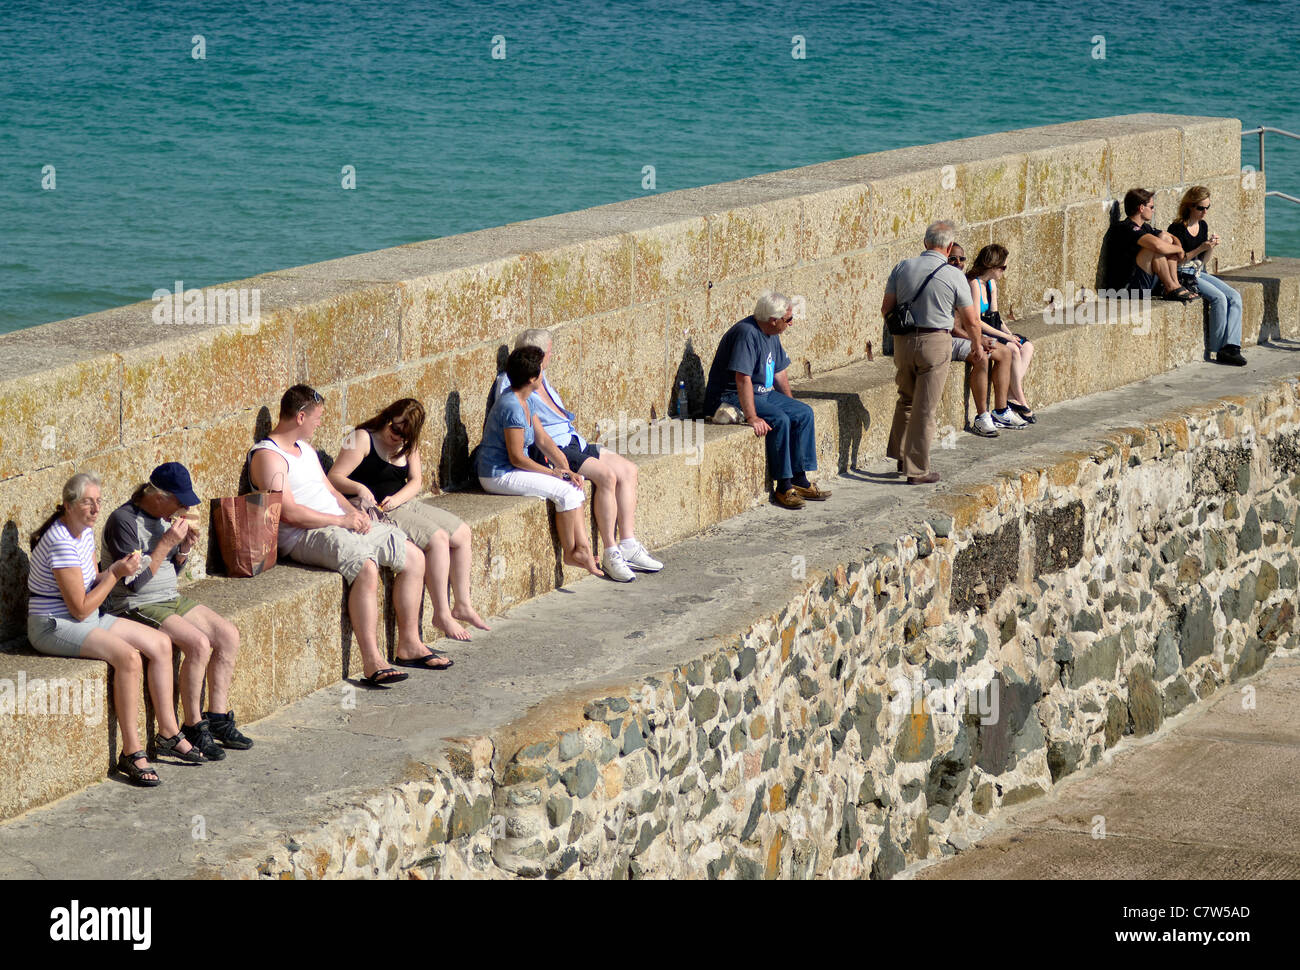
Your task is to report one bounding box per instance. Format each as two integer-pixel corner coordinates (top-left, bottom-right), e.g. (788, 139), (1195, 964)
(968, 244), (1036, 422)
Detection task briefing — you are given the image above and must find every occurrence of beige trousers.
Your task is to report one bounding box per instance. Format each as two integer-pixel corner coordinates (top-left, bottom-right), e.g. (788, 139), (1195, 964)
(887, 329), (952, 478)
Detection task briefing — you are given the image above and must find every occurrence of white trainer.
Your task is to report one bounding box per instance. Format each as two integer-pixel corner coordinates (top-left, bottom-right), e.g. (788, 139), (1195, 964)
(601, 547), (636, 582)
(971, 412), (1000, 438)
(620, 539), (663, 572)
(992, 407), (1028, 429)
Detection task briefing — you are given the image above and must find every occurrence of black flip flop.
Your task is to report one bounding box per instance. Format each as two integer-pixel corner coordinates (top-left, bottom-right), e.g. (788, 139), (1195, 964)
(359, 667), (410, 688)
(1009, 402), (1037, 424)
(394, 650), (454, 670)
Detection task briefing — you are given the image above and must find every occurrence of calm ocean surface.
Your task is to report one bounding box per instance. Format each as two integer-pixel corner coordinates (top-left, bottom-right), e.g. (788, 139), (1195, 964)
(2, 0), (1298, 334)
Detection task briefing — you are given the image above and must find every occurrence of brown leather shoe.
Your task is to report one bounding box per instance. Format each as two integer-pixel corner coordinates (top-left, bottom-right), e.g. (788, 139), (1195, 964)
(773, 488), (806, 509)
(791, 483), (831, 501)
(906, 471), (941, 485)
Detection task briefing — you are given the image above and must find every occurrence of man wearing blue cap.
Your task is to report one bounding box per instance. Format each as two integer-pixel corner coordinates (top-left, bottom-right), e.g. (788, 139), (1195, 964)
(103, 462), (252, 759)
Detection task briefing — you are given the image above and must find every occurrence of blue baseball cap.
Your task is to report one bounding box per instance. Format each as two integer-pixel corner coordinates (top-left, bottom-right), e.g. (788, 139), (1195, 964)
(149, 462), (200, 507)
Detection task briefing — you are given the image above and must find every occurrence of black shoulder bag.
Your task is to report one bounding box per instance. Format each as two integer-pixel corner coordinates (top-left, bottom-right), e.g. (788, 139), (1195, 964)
(885, 263), (947, 337)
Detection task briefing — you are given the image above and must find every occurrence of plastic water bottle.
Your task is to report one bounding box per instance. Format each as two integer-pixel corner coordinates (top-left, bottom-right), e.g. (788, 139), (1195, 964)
(676, 381), (688, 418)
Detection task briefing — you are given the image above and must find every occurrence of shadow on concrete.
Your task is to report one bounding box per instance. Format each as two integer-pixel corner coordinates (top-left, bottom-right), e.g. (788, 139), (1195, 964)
(1220, 270), (1286, 344)
(671, 339), (706, 419)
(793, 390), (872, 472)
(439, 391), (473, 491)
(1, 520), (28, 651)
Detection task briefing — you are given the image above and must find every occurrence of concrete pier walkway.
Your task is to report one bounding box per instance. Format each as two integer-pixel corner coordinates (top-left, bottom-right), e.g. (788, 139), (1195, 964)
(914, 656), (1300, 880)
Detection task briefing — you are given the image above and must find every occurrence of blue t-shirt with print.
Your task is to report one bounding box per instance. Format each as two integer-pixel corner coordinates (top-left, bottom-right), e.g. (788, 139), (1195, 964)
(477, 390), (535, 479)
(703, 316), (792, 415)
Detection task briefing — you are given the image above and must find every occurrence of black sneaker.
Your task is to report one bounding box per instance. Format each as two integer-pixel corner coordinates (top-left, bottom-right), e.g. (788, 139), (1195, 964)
(1215, 346), (1247, 366)
(182, 719), (226, 761)
(204, 710), (254, 750)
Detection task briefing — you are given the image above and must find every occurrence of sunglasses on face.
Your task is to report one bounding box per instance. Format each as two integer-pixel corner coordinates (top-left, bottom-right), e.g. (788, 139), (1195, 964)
(1194, 204), (1210, 211)
(949, 256), (966, 264)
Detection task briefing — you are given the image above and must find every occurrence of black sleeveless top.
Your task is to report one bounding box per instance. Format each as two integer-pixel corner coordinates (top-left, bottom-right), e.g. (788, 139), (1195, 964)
(350, 431), (409, 503)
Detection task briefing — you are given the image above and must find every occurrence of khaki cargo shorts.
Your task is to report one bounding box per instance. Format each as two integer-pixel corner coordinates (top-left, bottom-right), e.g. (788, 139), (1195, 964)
(288, 522), (409, 583)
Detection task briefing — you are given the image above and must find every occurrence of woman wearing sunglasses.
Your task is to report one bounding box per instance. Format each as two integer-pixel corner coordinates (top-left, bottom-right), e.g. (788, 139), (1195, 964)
(1168, 186), (1247, 366)
(967, 244), (1037, 423)
(330, 398), (489, 654)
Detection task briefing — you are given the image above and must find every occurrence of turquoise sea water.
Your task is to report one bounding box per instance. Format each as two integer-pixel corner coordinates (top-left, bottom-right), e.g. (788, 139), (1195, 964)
(2, 0), (1298, 334)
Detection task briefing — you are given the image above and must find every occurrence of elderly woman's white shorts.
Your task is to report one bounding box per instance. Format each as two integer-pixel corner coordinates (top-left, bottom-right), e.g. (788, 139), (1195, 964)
(479, 472), (586, 512)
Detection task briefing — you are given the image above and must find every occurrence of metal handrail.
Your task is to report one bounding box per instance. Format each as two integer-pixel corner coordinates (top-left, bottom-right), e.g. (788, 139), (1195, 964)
(1242, 126), (1300, 206)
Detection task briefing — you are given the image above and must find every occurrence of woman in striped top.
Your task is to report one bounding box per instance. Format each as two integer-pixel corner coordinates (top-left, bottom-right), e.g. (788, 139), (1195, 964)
(28, 473), (200, 787)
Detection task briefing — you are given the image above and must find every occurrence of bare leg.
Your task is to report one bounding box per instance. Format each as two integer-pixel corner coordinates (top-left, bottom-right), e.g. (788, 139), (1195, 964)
(422, 529), (469, 641)
(159, 613), (212, 726)
(606, 452), (639, 541)
(348, 559), (387, 677)
(1008, 342), (1034, 411)
(166, 605), (240, 716)
(991, 345), (1012, 411)
(557, 507), (603, 576)
(393, 541), (429, 656)
(968, 357), (990, 416)
(81, 629), (151, 772)
(116, 619), (193, 751)
(1138, 249), (1181, 293)
(580, 456), (619, 550)
(447, 523), (489, 630)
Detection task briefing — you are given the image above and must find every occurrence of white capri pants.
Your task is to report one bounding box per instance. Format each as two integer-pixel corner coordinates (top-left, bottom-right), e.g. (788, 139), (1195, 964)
(480, 471), (586, 512)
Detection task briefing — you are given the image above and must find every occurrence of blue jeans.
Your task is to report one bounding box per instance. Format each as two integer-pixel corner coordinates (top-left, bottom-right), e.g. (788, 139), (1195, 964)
(722, 389), (818, 483)
(1196, 272), (1243, 351)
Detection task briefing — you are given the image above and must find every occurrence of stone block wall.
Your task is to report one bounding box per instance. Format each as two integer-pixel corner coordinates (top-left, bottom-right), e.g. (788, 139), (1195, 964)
(224, 375), (1300, 879)
(0, 114), (1260, 647)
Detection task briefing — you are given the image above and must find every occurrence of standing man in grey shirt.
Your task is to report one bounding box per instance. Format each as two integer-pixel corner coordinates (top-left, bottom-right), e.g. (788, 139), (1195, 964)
(882, 221), (985, 484)
(104, 462), (251, 759)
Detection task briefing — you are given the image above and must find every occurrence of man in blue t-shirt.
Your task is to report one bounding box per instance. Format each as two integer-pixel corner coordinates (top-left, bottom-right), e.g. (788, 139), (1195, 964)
(703, 291), (831, 509)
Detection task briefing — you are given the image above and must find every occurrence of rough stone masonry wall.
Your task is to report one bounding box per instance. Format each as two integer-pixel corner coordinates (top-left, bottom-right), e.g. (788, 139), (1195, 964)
(0, 113), (1261, 646)
(225, 377), (1300, 879)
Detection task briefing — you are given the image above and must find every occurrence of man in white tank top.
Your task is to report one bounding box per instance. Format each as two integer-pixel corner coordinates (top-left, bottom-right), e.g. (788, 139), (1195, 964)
(249, 385), (440, 687)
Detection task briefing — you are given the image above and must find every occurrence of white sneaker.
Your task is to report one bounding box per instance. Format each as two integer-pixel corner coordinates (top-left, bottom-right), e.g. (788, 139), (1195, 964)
(992, 407), (1027, 429)
(971, 412), (1000, 438)
(620, 539), (663, 572)
(601, 547), (636, 582)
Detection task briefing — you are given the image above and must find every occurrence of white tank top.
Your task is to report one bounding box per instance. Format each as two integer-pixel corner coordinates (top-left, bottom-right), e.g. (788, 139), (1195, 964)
(249, 438), (344, 553)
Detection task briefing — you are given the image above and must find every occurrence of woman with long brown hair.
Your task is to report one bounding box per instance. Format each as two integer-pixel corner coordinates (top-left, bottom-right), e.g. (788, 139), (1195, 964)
(1168, 186), (1246, 366)
(329, 399), (489, 658)
(967, 244), (1037, 423)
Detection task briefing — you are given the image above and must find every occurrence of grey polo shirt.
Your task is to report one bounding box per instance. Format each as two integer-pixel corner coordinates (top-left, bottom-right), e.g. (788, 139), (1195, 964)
(885, 250), (973, 332)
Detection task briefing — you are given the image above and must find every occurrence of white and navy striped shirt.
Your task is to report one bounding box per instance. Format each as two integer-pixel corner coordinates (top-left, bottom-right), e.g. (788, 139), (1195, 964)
(28, 520), (98, 619)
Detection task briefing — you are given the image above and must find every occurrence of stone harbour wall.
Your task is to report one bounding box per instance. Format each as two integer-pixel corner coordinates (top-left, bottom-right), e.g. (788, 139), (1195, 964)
(0, 113), (1260, 647)
(224, 376), (1300, 879)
